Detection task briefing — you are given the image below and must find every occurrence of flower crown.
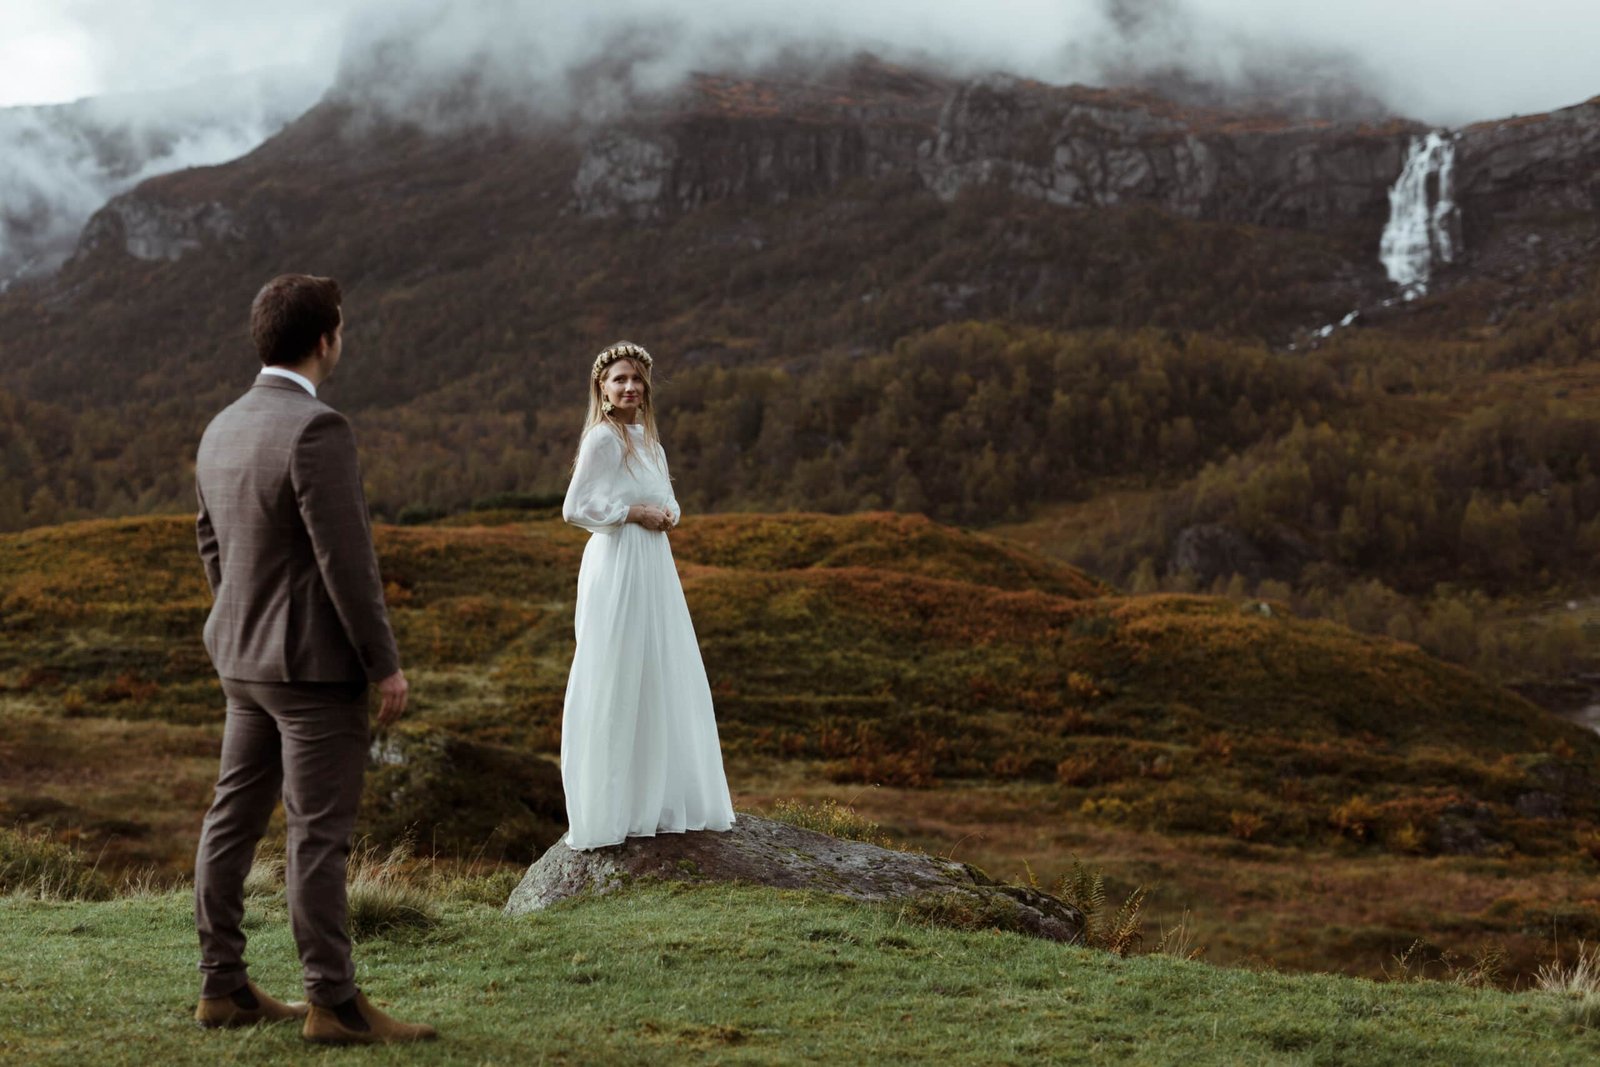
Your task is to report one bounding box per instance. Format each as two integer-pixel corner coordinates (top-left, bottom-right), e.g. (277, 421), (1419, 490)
(592, 340), (653, 381)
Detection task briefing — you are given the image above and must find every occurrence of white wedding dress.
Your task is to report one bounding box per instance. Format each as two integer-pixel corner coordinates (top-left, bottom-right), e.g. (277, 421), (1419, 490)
(559, 421), (736, 850)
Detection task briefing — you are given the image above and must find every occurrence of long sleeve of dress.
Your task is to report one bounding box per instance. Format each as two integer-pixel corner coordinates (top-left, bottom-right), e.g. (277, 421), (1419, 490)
(563, 426), (631, 533)
(661, 446), (681, 525)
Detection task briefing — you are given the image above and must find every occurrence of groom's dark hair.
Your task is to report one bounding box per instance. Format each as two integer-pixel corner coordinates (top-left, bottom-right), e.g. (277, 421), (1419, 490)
(251, 274), (343, 366)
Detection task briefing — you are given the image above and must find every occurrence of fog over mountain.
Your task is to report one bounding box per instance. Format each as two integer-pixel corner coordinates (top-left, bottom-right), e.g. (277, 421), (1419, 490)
(1, 0), (1595, 281)
(324, 0), (1598, 128)
(0, 68), (321, 282)
(12, 0), (1596, 121)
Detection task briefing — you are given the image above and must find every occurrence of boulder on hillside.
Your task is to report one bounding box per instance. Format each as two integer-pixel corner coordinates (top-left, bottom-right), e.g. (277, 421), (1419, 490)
(362, 728), (566, 859)
(503, 813), (1083, 943)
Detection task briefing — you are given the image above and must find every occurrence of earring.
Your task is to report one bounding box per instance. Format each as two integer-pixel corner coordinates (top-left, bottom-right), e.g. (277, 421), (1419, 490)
(601, 398), (614, 414)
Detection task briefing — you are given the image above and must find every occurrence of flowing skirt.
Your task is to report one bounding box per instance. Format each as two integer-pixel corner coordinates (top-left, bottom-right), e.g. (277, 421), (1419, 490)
(560, 523), (736, 850)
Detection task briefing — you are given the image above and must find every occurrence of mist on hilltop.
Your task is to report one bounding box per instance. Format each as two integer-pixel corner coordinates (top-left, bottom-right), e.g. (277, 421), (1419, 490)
(0, 68), (320, 282)
(325, 0), (1401, 128)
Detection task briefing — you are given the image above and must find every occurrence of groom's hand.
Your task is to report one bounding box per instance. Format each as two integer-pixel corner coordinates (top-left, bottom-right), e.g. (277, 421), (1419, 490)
(375, 668), (409, 727)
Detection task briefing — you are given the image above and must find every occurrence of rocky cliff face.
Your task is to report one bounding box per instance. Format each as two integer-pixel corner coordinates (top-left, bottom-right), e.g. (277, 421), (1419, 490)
(570, 62), (1599, 275)
(1452, 98), (1600, 278)
(571, 65), (944, 221)
(76, 194), (244, 262)
(920, 76), (1419, 232)
(1458, 98), (1600, 219)
(61, 59), (1598, 292)
(572, 66), (1421, 240)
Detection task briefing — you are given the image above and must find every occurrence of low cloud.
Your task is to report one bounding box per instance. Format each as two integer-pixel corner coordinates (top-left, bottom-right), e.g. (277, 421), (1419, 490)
(0, 68), (321, 281)
(327, 0), (1597, 128)
(328, 0), (1395, 127)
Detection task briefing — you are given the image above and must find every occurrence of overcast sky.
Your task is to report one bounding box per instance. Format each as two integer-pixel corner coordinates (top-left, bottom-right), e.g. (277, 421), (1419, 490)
(1, 0), (1597, 125)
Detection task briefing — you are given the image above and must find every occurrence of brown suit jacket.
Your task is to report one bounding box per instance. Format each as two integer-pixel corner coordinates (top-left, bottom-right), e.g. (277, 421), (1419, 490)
(195, 374), (400, 684)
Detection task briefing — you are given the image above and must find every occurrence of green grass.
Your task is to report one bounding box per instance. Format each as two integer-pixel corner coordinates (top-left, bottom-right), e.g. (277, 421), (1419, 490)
(1, 882), (1595, 1065)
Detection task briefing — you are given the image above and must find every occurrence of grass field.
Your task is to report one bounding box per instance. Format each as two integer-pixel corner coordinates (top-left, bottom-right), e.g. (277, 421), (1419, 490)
(3, 879), (1598, 1066)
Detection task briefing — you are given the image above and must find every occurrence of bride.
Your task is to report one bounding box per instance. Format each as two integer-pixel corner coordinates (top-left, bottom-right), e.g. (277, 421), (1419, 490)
(559, 341), (737, 850)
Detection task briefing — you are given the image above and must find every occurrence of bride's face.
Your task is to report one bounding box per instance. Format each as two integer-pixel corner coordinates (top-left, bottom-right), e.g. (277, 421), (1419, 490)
(602, 359), (647, 419)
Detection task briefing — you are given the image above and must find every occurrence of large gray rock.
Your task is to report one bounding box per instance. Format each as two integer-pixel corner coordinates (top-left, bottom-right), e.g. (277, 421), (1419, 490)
(504, 813), (1083, 943)
(77, 194), (243, 262)
(361, 727), (566, 860)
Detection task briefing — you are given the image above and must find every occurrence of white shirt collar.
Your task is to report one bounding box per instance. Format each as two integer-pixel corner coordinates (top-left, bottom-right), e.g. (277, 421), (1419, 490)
(259, 366), (317, 397)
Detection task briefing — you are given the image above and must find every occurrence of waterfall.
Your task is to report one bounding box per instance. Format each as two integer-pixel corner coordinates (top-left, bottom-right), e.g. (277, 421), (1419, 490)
(1378, 130), (1460, 298)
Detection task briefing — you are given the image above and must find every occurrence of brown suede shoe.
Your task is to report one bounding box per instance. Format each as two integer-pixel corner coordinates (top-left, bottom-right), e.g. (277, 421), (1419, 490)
(302, 991), (438, 1045)
(194, 980), (309, 1029)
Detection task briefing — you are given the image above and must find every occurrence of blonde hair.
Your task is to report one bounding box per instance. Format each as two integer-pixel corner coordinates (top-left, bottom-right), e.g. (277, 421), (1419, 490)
(576, 342), (660, 472)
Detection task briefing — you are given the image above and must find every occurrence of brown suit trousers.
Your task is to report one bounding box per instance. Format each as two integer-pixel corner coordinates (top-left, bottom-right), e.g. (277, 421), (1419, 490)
(192, 374), (398, 1005)
(195, 678), (367, 1004)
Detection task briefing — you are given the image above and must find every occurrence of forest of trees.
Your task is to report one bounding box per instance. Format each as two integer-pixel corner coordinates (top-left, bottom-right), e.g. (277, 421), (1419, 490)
(651, 322), (1340, 521)
(1083, 402), (1600, 590)
(6, 301), (1598, 600)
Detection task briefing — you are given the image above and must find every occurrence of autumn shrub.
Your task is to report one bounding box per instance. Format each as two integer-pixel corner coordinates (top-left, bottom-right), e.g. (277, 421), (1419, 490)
(1229, 811), (1266, 841)
(0, 826), (112, 901)
(1139, 754), (1177, 780)
(1078, 797), (1137, 822)
(1198, 732), (1235, 763)
(1055, 755), (1100, 787)
(831, 750), (939, 789)
(397, 504), (449, 526)
(1330, 796), (1382, 841)
(1387, 822), (1428, 854)
(817, 719), (878, 760)
(767, 799), (894, 848)
(96, 672), (159, 703)
(395, 596), (541, 666)
(991, 749), (1055, 780)
(468, 491), (564, 512)
(1148, 783), (1250, 836)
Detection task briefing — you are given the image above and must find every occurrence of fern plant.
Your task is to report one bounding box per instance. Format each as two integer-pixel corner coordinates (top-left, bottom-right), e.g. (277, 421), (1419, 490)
(1054, 859), (1148, 957)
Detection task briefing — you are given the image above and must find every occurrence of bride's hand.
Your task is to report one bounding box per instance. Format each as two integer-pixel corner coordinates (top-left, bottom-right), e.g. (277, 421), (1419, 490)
(628, 504), (672, 531)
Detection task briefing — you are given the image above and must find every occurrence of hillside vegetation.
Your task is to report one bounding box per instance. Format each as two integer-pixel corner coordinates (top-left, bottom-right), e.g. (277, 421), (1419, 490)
(2, 511), (1597, 981)
(1, 82), (1595, 718)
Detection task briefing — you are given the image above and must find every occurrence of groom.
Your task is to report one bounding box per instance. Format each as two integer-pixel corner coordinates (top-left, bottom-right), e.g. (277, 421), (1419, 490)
(191, 274), (435, 1044)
